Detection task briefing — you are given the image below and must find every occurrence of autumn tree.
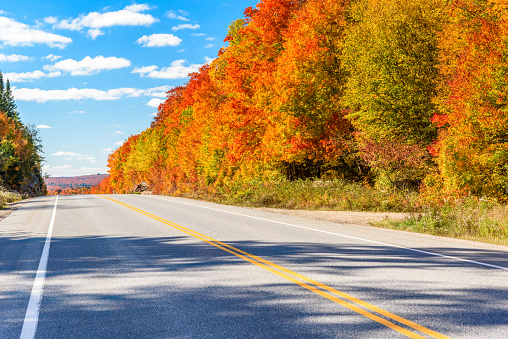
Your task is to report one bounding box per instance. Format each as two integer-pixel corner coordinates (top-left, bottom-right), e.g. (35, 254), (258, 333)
(212, 0), (303, 181)
(432, 0), (508, 199)
(269, 0), (366, 180)
(0, 71), (45, 194)
(106, 134), (141, 193)
(99, 0), (508, 199)
(343, 0), (445, 186)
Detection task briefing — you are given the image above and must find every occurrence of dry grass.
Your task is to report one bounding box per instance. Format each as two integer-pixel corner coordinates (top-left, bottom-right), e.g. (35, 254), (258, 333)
(374, 198), (508, 246)
(0, 188), (22, 209)
(183, 179), (421, 212)
(175, 179), (508, 245)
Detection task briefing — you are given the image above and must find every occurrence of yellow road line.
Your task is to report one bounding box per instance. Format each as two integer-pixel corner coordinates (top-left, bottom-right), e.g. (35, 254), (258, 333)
(100, 195), (451, 339)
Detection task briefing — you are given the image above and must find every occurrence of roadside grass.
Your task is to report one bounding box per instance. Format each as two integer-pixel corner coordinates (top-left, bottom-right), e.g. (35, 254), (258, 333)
(373, 199), (508, 246)
(203, 179), (421, 212)
(177, 179), (508, 246)
(0, 188), (22, 209)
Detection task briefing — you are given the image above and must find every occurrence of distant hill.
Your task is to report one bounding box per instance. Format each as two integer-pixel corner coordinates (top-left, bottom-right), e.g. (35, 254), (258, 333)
(45, 174), (109, 192)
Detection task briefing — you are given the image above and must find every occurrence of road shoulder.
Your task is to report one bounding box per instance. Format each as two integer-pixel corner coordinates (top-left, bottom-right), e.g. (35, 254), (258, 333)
(252, 207), (508, 252)
(0, 200), (26, 222)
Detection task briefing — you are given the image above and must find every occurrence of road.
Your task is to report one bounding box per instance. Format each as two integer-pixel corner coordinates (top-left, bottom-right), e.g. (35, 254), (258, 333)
(1, 194), (507, 338)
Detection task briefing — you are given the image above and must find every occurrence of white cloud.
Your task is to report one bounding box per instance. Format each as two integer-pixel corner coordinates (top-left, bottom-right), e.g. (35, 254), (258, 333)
(106, 86), (172, 98)
(107, 87), (144, 97)
(191, 33), (206, 36)
(166, 10), (189, 21)
(132, 65), (158, 74)
(68, 110), (86, 115)
(147, 86), (171, 98)
(44, 56), (131, 76)
(172, 24), (200, 31)
(36, 124), (53, 129)
(204, 44), (216, 49)
(44, 54), (61, 61)
(0, 53), (30, 62)
(115, 141), (124, 146)
(43, 164), (73, 173)
(43, 164), (107, 176)
(205, 37), (216, 41)
(52, 151), (95, 162)
(13, 85), (173, 103)
(55, 4), (157, 39)
(137, 33), (182, 47)
(64, 157), (94, 161)
(52, 151), (82, 157)
(0, 16), (71, 48)
(5, 70), (62, 82)
(44, 16), (58, 25)
(14, 88), (121, 102)
(114, 131), (124, 135)
(87, 28), (104, 39)
(147, 98), (164, 108)
(132, 59), (202, 79)
(101, 148), (113, 153)
(52, 151), (83, 157)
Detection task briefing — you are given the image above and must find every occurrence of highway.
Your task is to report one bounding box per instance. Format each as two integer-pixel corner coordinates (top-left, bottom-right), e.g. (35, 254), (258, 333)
(1, 194), (507, 338)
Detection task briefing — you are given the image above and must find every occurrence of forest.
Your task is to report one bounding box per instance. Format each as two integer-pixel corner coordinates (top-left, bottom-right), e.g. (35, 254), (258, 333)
(0, 72), (46, 206)
(92, 0), (508, 243)
(46, 174), (108, 195)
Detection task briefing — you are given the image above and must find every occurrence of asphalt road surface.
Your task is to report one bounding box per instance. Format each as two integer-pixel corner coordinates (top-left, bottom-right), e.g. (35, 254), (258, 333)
(1, 194), (507, 338)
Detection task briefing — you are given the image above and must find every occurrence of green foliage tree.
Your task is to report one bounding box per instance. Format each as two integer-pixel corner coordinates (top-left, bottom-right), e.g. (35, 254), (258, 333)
(0, 73), (5, 114)
(4, 80), (19, 120)
(342, 0), (445, 186)
(344, 0), (444, 144)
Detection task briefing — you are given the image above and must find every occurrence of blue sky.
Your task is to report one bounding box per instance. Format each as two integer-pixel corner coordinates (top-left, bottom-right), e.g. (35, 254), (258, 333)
(0, 0), (254, 177)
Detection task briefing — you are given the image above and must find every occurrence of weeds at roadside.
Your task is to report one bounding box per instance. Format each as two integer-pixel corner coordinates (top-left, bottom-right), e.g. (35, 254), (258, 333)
(372, 198), (508, 246)
(0, 189), (22, 209)
(185, 179), (421, 213)
(175, 179), (508, 246)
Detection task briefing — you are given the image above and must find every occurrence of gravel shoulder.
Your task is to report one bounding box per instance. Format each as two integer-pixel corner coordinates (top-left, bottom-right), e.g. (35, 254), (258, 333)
(253, 207), (508, 251)
(0, 201), (24, 222)
(252, 207), (411, 226)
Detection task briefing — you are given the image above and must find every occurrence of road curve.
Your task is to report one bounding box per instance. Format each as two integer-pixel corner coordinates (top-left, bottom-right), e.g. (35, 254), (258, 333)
(1, 194), (507, 338)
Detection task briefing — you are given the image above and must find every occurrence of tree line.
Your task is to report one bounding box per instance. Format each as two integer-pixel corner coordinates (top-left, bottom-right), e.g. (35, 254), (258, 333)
(0, 72), (46, 195)
(95, 0), (508, 202)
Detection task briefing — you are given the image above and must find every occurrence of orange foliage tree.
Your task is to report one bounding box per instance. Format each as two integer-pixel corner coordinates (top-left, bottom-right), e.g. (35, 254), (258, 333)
(271, 0), (361, 180)
(433, 0), (508, 199)
(94, 0), (508, 200)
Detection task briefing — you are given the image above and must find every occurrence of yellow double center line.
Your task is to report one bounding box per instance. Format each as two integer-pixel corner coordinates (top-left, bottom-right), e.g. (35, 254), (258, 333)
(100, 195), (450, 339)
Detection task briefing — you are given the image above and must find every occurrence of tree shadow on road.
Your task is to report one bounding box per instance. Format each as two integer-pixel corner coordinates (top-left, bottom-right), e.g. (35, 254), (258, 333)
(1, 231), (507, 338)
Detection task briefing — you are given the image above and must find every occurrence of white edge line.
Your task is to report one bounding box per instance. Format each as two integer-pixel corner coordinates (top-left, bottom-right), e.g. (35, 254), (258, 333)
(20, 195), (58, 339)
(146, 195), (508, 271)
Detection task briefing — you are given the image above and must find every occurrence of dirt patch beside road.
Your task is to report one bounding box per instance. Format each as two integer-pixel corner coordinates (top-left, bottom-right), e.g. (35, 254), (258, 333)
(253, 208), (411, 226)
(0, 201), (24, 222)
